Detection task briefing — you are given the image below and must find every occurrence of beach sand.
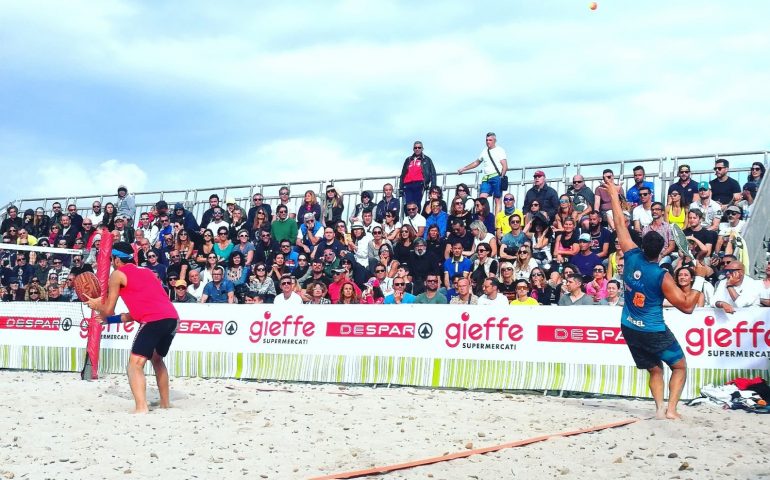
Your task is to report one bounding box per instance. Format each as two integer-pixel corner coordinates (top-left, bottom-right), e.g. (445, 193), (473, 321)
(1, 370), (767, 479)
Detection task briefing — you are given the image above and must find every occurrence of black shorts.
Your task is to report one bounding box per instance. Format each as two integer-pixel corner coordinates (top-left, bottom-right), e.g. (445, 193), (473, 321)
(621, 325), (685, 370)
(131, 318), (178, 360)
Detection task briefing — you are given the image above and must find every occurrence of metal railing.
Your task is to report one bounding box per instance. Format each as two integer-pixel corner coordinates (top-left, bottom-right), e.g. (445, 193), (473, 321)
(2, 149), (767, 243)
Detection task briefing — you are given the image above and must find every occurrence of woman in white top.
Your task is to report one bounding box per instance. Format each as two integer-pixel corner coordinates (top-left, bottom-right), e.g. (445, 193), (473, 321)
(470, 220), (498, 257)
(512, 243), (539, 281)
(381, 210), (402, 242)
(347, 223), (372, 269)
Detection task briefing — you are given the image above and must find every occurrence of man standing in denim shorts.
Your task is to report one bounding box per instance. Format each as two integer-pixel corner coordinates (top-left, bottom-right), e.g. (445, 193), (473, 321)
(457, 132), (508, 214)
(605, 179), (709, 420)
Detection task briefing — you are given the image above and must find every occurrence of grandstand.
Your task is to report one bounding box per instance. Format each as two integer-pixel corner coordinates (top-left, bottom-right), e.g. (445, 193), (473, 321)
(1, 148), (768, 279)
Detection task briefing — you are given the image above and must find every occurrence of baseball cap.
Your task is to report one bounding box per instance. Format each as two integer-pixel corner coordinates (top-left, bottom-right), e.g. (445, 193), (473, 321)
(697, 181), (710, 191)
(534, 170), (546, 177)
(725, 205), (742, 215)
(117, 185), (127, 192)
(332, 268), (346, 274)
(578, 233), (591, 242)
(174, 202), (184, 210)
(175, 279), (188, 288)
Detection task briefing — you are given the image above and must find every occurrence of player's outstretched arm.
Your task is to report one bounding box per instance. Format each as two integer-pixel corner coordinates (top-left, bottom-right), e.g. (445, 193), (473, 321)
(604, 178), (635, 253)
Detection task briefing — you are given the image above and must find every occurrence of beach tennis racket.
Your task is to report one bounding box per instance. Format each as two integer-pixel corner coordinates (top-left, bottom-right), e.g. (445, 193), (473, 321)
(670, 224), (694, 261)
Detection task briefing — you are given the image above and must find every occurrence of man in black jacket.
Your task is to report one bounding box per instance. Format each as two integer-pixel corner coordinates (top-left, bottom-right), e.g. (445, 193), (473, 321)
(523, 170), (560, 222)
(399, 141), (436, 214)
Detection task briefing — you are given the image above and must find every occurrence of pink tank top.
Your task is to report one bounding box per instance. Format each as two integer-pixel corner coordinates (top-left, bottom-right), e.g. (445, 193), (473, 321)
(118, 263), (179, 323)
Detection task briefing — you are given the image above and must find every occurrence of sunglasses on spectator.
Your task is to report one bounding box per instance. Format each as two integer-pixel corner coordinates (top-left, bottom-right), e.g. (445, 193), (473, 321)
(516, 286), (529, 290)
(639, 192), (650, 197)
(531, 272), (544, 277)
(573, 180), (584, 184)
(407, 208), (417, 212)
(373, 230), (382, 234)
(256, 267), (266, 271)
(280, 281), (292, 285)
(679, 170), (690, 174)
(393, 282), (405, 286)
(375, 268), (386, 273)
(751, 167), (761, 171)
(502, 267), (513, 271)
(504, 197), (514, 202)
(714, 166), (726, 171)
(593, 268), (605, 273)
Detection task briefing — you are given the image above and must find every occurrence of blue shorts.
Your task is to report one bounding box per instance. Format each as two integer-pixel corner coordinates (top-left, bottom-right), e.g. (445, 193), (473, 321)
(480, 176), (502, 198)
(621, 325), (684, 370)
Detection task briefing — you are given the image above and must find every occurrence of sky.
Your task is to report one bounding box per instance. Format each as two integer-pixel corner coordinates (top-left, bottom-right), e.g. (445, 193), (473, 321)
(1, 0), (769, 207)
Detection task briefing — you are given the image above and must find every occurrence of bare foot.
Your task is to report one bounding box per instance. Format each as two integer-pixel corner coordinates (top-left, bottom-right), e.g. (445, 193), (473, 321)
(158, 402), (171, 409)
(131, 405), (150, 414)
(665, 410), (682, 420)
(655, 405), (667, 419)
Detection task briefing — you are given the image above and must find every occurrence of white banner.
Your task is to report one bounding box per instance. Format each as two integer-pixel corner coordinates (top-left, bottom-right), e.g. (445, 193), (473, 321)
(1, 303), (768, 370)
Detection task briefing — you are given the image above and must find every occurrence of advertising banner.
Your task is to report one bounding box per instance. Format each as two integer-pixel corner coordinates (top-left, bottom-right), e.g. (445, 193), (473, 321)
(1, 302), (768, 398)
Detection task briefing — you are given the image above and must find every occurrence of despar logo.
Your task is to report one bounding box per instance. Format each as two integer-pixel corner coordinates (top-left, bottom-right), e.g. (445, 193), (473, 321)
(685, 316), (770, 356)
(249, 311), (315, 344)
(445, 312), (523, 349)
(0, 316), (66, 331)
(537, 325), (625, 344)
(177, 320), (224, 335)
(326, 322), (415, 338)
(79, 319), (136, 339)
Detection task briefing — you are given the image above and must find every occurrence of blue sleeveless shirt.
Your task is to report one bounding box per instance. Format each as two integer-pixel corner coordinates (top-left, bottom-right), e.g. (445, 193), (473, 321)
(621, 248), (666, 332)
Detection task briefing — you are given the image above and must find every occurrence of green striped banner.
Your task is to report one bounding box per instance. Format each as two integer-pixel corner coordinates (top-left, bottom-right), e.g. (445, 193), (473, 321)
(2, 344), (765, 399)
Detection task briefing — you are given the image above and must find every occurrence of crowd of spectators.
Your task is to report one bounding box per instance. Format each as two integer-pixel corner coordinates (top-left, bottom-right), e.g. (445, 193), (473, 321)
(0, 149), (768, 308)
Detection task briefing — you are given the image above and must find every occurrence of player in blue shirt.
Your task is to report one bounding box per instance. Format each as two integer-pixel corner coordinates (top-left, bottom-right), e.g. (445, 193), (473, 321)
(606, 178), (709, 420)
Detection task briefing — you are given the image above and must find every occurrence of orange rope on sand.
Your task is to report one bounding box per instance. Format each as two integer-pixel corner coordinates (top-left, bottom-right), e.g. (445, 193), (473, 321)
(309, 417), (639, 480)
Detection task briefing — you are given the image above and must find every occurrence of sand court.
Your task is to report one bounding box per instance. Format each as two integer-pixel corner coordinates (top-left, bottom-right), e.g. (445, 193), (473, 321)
(1, 371), (768, 479)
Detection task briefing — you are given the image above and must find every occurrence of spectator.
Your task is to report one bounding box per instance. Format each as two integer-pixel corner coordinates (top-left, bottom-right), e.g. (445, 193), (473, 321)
(569, 175), (596, 210)
(297, 190), (322, 226)
(346, 222), (371, 269)
(528, 268), (553, 305)
(69, 255), (92, 275)
(321, 185), (344, 227)
(662, 267), (704, 308)
(384, 275), (416, 304)
(145, 250), (167, 283)
(207, 208), (229, 235)
(668, 164), (698, 205)
(380, 210), (401, 242)
(359, 209), (380, 235)
(553, 194), (579, 234)
(500, 214), (527, 260)
(301, 258), (331, 289)
(585, 210), (611, 259)
(497, 261), (517, 301)
(714, 205), (746, 254)
(424, 199), (448, 239)
(443, 242), (472, 289)
(523, 214), (552, 267)
(495, 193), (523, 240)
(24, 282), (47, 302)
(269, 252), (290, 283)
(470, 241), (498, 295)
(393, 225), (417, 265)
(231, 229), (255, 266)
(470, 220), (498, 257)
(457, 132), (508, 214)
(546, 270), (564, 305)
(304, 281), (331, 304)
(30, 207), (50, 238)
(641, 202), (675, 264)
(224, 198), (247, 226)
(313, 227), (345, 261)
(402, 201), (426, 238)
(421, 186), (447, 218)
(336, 280), (361, 304)
(59, 215), (81, 247)
(600, 279), (624, 306)
(510, 279), (538, 306)
(444, 219), (474, 259)
(102, 202), (117, 231)
(424, 225), (446, 268)
(760, 259), (770, 307)
(399, 141), (437, 211)
(172, 280), (197, 303)
(712, 261), (761, 312)
(472, 197), (495, 235)
(454, 183), (476, 212)
(737, 182), (756, 220)
(170, 202), (200, 232)
(585, 264), (609, 303)
(200, 194), (222, 231)
(594, 169), (625, 231)
(476, 278), (508, 305)
(558, 274), (594, 305)
(349, 190), (375, 224)
(1, 206), (22, 236)
(201, 265), (235, 303)
(278, 239), (299, 272)
(276, 186), (295, 220)
(66, 204), (83, 231)
(115, 185), (136, 224)
(366, 226), (391, 264)
(449, 277), (478, 305)
(626, 165), (655, 206)
(46, 282), (66, 302)
(213, 226), (234, 265)
(414, 273), (447, 304)
(683, 208), (716, 260)
(226, 251), (249, 286)
(271, 205), (298, 244)
(186, 269), (206, 301)
(274, 274), (302, 304)
(48, 258), (70, 284)
(113, 215), (135, 243)
(571, 233), (603, 278)
(296, 213), (322, 256)
(523, 170), (559, 222)
(247, 193), (273, 226)
(375, 183), (400, 224)
(709, 158), (742, 206)
(631, 186), (653, 231)
(50, 202), (64, 226)
(553, 217), (580, 266)
(373, 244), (399, 279)
(747, 161), (765, 186)
(87, 201), (104, 227)
(511, 243), (537, 281)
(136, 212), (159, 246)
(665, 190), (686, 229)
(448, 196), (473, 232)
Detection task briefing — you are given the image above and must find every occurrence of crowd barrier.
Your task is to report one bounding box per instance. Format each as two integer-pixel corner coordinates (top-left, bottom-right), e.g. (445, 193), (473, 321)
(1, 303), (768, 399)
